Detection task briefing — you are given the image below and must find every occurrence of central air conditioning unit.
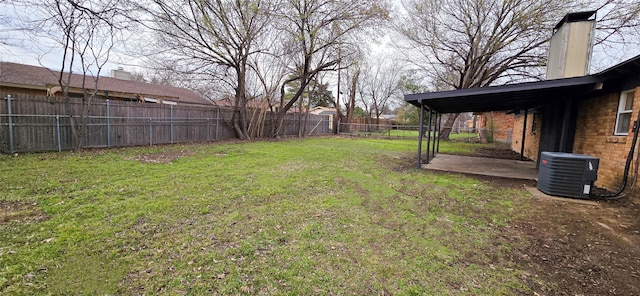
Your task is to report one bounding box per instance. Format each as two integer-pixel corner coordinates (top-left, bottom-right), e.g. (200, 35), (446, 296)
(537, 152), (599, 199)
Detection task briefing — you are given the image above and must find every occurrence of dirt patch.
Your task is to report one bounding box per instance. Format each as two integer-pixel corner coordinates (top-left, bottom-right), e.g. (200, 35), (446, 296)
(0, 200), (47, 224)
(468, 174), (537, 189)
(131, 150), (195, 164)
(452, 168), (640, 295)
(456, 142), (528, 160)
(505, 196), (640, 296)
(406, 142), (640, 295)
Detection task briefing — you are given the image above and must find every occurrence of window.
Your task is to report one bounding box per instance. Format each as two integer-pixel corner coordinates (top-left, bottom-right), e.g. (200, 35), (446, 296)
(615, 90), (635, 135)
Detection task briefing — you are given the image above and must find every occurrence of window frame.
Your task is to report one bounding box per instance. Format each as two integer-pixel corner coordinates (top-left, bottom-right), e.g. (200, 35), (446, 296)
(614, 90), (635, 136)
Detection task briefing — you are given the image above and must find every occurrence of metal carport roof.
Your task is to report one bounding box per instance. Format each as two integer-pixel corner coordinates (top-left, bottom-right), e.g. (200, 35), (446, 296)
(404, 54), (640, 114)
(404, 75), (602, 113)
(404, 54), (640, 168)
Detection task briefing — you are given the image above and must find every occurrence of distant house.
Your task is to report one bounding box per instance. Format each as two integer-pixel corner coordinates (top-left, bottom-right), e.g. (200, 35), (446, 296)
(308, 106), (337, 116)
(476, 111), (514, 143)
(0, 62), (213, 106)
(209, 95), (273, 110)
(405, 11), (640, 192)
(376, 114), (397, 121)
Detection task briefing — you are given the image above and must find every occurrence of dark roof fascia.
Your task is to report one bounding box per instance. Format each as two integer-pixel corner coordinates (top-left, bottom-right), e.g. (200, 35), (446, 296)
(595, 54), (640, 81)
(405, 75), (600, 106)
(403, 53), (640, 114)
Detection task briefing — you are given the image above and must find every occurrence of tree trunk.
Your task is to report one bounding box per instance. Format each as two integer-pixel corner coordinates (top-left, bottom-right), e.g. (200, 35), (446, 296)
(273, 74), (311, 138)
(303, 83), (312, 137)
(346, 71), (358, 124)
(232, 66), (250, 139)
(438, 113), (460, 140)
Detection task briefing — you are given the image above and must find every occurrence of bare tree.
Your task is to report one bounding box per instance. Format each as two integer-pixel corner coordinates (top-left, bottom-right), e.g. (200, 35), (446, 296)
(270, 0), (390, 137)
(136, 0), (277, 140)
(16, 0), (122, 150)
(333, 48), (366, 129)
(589, 0), (640, 68)
(0, 1), (14, 47)
(396, 0), (576, 139)
(396, 0), (640, 140)
(357, 54), (402, 125)
(343, 65), (360, 125)
(246, 47), (291, 138)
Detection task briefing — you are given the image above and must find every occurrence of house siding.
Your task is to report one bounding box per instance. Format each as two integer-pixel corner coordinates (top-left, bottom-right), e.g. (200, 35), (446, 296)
(573, 88), (640, 190)
(511, 111), (542, 161)
(0, 86), (47, 96)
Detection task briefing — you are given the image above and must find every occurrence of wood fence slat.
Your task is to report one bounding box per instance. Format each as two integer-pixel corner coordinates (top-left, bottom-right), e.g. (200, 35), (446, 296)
(0, 93), (332, 153)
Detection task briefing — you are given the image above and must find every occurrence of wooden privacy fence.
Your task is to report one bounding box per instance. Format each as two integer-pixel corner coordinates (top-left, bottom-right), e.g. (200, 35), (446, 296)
(0, 94), (332, 153)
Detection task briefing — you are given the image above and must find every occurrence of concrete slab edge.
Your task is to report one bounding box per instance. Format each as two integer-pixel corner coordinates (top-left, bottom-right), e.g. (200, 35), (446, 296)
(525, 186), (600, 206)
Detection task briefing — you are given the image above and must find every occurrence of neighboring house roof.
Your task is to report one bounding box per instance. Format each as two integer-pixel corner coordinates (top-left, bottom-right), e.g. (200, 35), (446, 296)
(0, 62), (213, 106)
(404, 54), (640, 113)
(210, 96), (272, 109)
(375, 114), (397, 120)
(309, 106), (336, 115)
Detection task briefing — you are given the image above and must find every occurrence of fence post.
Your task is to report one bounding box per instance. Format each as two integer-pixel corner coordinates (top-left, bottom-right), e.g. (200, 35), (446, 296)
(7, 95), (14, 154)
(56, 115), (62, 152)
(215, 108), (220, 140)
(337, 118), (340, 134)
(106, 99), (111, 148)
(149, 118), (153, 146)
(206, 118), (210, 142)
(170, 105), (174, 144)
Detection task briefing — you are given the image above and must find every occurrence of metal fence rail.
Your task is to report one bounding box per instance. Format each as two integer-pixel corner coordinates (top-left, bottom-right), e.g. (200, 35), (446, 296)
(338, 123), (426, 138)
(337, 122), (510, 143)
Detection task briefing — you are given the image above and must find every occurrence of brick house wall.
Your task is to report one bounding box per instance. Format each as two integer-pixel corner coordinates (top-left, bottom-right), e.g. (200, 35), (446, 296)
(511, 111), (542, 161)
(477, 111), (514, 143)
(573, 87), (640, 190)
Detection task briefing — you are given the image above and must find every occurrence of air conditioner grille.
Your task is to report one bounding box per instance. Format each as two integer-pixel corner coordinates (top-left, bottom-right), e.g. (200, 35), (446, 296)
(537, 152), (599, 199)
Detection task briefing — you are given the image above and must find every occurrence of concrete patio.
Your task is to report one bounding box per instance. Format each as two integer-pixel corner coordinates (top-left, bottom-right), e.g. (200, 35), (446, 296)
(422, 154), (538, 180)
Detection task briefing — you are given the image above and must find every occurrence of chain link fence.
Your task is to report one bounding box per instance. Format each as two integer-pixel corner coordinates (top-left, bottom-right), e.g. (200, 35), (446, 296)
(1, 94), (332, 153)
(337, 122), (509, 143)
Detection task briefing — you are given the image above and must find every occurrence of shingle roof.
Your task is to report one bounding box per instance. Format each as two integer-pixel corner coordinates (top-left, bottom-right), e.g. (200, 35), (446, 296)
(0, 62), (213, 106)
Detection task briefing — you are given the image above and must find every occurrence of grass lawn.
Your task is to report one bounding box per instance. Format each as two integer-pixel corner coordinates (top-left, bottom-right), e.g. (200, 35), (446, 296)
(1, 137), (532, 295)
(349, 129), (478, 141)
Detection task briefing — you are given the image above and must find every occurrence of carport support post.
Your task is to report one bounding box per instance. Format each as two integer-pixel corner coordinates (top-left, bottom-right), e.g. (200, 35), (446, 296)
(417, 102), (425, 168)
(431, 111), (438, 158)
(520, 109), (528, 161)
(436, 113), (441, 153)
(426, 109), (433, 164)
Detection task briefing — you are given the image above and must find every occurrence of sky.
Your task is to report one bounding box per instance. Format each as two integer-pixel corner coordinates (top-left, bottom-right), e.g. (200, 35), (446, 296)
(0, 2), (139, 75)
(1, 1), (639, 84)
